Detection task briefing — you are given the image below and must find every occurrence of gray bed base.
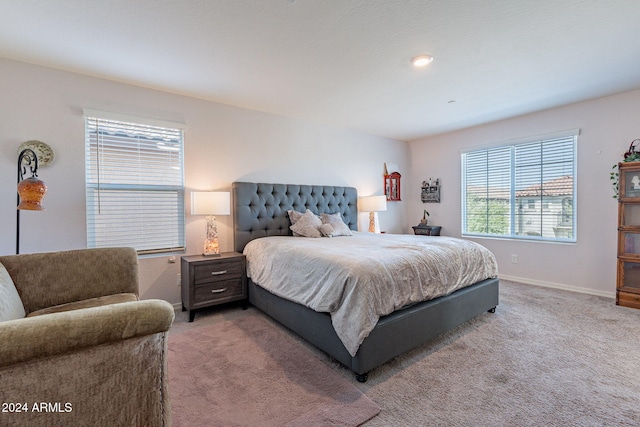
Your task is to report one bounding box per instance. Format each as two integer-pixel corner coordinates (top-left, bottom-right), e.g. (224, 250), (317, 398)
(233, 181), (499, 381)
(249, 277), (498, 381)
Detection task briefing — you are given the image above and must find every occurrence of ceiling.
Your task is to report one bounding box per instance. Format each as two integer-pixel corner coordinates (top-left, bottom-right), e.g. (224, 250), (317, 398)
(2, 0), (640, 141)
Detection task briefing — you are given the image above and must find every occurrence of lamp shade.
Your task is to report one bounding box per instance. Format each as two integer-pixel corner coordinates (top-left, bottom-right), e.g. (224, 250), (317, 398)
(191, 192), (230, 216)
(191, 191), (231, 215)
(359, 195), (387, 213)
(17, 177), (47, 210)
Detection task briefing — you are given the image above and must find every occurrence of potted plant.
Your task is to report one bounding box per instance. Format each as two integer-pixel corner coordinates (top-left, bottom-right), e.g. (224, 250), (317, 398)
(611, 139), (640, 198)
(420, 210), (430, 225)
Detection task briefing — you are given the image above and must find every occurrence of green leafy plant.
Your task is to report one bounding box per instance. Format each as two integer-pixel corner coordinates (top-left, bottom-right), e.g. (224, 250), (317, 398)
(611, 165), (619, 198)
(465, 195), (509, 234)
(611, 139), (640, 198)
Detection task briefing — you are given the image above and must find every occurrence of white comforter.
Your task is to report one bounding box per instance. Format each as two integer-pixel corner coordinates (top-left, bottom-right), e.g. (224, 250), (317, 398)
(243, 232), (498, 356)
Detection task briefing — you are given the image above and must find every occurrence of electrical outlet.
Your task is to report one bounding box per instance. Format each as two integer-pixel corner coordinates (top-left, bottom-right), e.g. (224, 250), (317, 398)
(511, 254), (518, 264)
(176, 274), (181, 287)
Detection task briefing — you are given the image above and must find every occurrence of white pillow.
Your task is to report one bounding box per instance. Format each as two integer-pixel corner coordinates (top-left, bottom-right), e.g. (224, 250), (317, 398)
(0, 263), (26, 322)
(290, 209), (323, 238)
(320, 212), (353, 237)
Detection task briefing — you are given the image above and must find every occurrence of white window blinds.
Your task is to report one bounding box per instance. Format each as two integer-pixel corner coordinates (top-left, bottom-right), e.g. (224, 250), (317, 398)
(461, 131), (577, 242)
(85, 115), (185, 253)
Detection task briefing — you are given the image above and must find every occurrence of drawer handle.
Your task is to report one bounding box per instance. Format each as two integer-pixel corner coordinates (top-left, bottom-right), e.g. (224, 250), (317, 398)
(210, 270), (227, 276)
(211, 288), (228, 294)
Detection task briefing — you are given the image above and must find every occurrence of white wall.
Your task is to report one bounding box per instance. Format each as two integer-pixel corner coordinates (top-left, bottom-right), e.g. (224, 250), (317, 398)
(408, 90), (640, 297)
(5, 57), (631, 301)
(0, 58), (409, 304)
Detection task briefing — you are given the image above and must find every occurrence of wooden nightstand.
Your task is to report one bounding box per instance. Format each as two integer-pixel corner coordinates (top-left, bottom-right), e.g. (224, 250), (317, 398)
(412, 224), (441, 236)
(181, 252), (247, 322)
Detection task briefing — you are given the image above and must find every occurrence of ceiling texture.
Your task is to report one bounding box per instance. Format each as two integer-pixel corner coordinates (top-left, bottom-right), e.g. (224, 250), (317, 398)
(2, 0), (640, 141)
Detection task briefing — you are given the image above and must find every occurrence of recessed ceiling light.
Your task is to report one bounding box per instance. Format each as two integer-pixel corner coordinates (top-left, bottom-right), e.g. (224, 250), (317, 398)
(411, 55), (433, 67)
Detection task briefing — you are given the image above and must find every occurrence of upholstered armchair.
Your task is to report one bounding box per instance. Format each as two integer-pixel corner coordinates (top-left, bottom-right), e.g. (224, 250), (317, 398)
(0, 247), (174, 427)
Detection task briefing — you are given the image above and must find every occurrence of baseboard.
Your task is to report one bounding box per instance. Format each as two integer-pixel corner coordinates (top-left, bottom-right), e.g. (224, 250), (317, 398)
(498, 274), (615, 300)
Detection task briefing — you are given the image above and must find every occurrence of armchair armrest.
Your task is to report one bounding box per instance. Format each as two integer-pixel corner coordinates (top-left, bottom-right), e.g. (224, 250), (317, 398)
(0, 299), (174, 368)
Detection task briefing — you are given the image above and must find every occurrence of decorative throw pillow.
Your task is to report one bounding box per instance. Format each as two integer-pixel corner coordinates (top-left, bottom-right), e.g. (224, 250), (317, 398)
(290, 209), (323, 238)
(287, 209), (305, 225)
(319, 223), (337, 237)
(288, 209), (306, 236)
(320, 212), (353, 237)
(0, 263), (26, 322)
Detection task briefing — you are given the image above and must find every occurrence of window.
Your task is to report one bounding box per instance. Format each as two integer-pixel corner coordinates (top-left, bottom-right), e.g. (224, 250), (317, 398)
(84, 112), (185, 254)
(461, 130), (577, 242)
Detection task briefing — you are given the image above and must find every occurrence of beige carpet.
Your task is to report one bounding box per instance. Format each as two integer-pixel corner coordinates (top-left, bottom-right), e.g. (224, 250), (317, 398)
(168, 314), (380, 426)
(171, 280), (640, 426)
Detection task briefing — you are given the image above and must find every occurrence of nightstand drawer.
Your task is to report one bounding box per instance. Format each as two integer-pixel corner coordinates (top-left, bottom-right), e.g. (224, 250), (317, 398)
(193, 260), (243, 285)
(194, 278), (245, 304)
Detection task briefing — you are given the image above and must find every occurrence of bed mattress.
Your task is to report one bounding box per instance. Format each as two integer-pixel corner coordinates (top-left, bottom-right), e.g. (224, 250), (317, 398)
(243, 232), (498, 356)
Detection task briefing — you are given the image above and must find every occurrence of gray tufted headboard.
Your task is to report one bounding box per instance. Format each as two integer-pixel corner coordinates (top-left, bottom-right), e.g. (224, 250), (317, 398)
(232, 182), (358, 252)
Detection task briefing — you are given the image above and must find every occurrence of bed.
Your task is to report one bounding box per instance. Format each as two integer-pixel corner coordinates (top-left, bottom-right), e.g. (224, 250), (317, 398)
(233, 181), (499, 382)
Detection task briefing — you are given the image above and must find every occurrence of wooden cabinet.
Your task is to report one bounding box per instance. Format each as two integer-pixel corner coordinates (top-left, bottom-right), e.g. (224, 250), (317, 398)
(181, 252), (247, 322)
(617, 162), (640, 309)
(384, 172), (401, 201)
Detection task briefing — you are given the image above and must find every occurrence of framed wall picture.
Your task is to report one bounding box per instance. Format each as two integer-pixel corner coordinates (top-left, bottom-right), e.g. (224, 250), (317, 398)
(385, 172), (401, 201)
(421, 178), (440, 203)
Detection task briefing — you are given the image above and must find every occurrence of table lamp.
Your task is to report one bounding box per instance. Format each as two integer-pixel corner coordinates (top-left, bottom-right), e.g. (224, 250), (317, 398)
(359, 195), (387, 233)
(191, 191), (231, 256)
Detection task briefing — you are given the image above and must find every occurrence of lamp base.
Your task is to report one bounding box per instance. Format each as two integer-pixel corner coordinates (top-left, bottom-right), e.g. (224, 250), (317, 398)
(203, 236), (220, 257)
(203, 216), (221, 256)
(368, 212), (381, 233)
(202, 253), (221, 257)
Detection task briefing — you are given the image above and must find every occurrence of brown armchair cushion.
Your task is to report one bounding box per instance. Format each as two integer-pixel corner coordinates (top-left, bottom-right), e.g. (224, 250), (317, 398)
(27, 293), (138, 317)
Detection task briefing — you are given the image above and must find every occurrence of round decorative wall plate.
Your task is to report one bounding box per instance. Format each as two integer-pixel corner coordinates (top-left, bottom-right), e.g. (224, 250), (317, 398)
(18, 140), (55, 167)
